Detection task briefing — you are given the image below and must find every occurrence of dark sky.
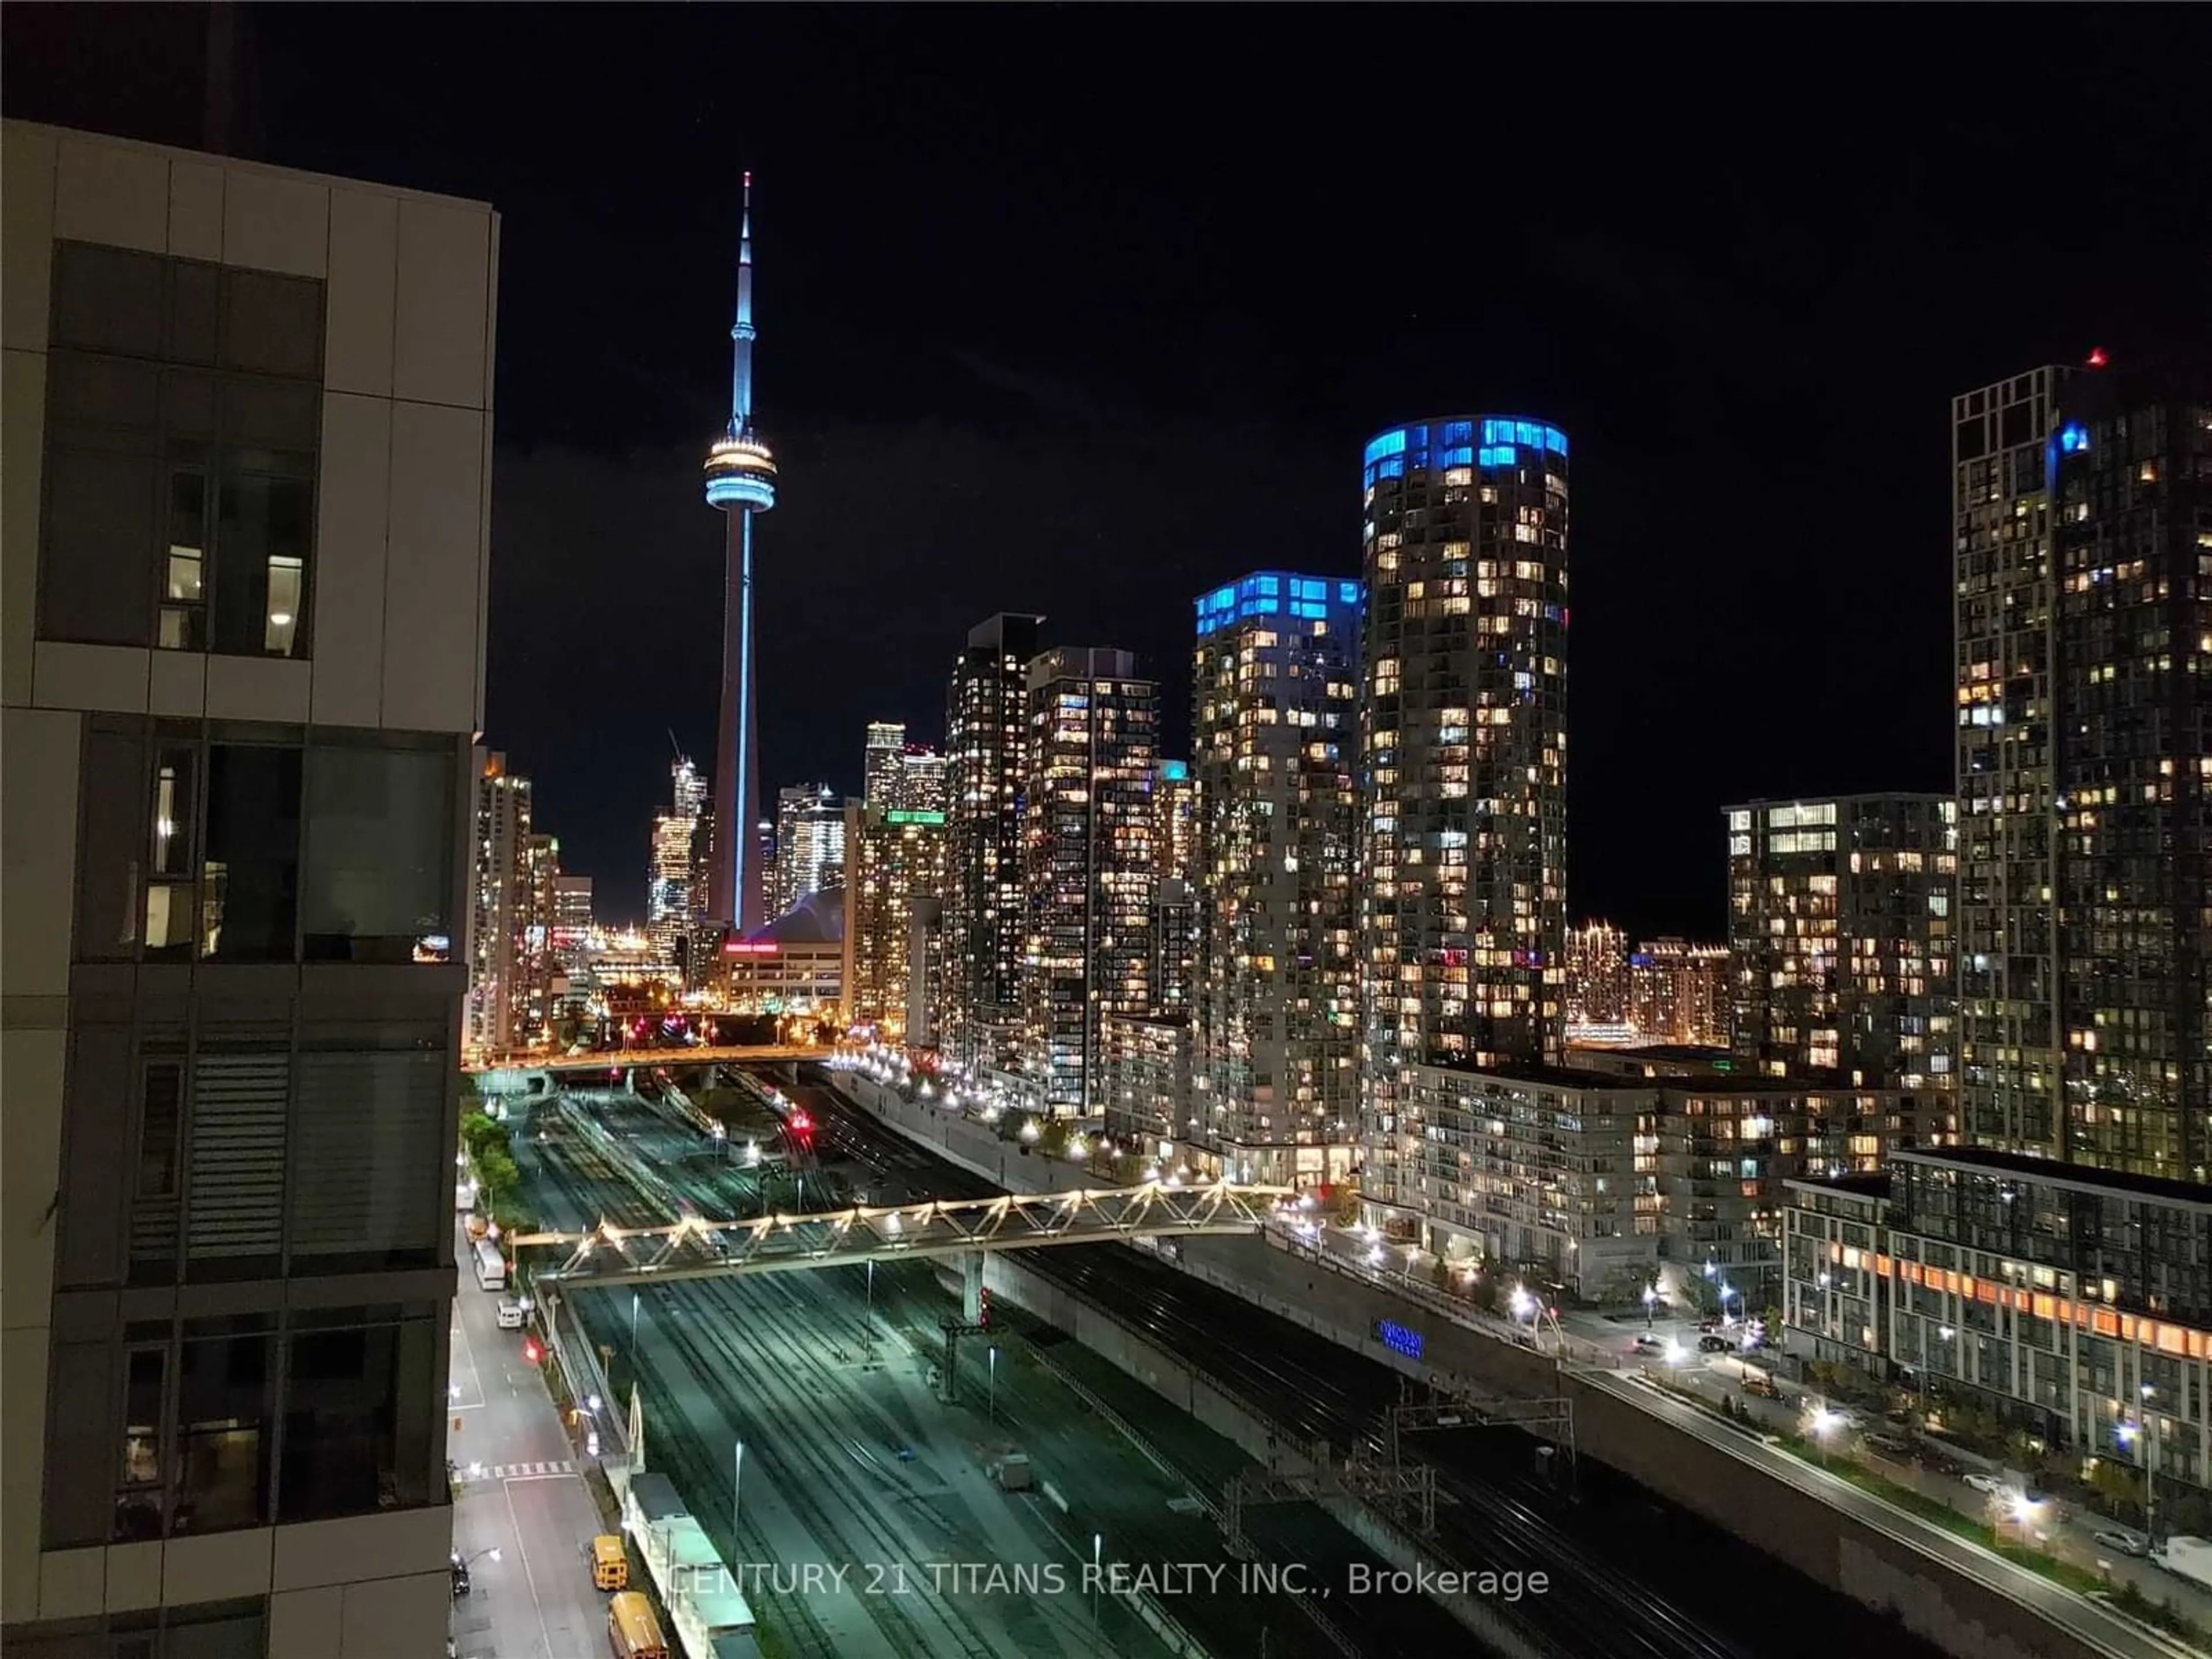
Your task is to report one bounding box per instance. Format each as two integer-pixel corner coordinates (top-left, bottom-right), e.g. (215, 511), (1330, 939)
(12, 6), (2210, 935)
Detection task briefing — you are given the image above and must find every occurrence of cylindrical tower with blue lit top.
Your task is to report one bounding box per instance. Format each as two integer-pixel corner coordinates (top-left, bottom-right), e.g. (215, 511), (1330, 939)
(1354, 415), (1571, 1245)
(704, 173), (776, 933)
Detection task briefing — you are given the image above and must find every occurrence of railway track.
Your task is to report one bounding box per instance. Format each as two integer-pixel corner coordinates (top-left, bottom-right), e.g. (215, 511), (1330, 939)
(796, 1074), (1767, 1659)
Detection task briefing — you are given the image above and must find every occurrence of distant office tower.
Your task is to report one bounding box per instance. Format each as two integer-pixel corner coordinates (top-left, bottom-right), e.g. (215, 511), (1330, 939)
(468, 751), (541, 1054)
(1955, 358), (2210, 1177)
(647, 755), (709, 973)
(1565, 920), (1631, 1031)
(553, 873), (594, 970)
(672, 753), (707, 820)
(1628, 938), (1730, 1046)
(1192, 573), (1363, 1185)
(2, 120), (502, 1651)
(1021, 647), (1158, 1113)
(1357, 418), (1570, 1241)
(864, 721), (906, 808)
(845, 798), (950, 1041)
(772, 783), (844, 918)
(1726, 794), (1957, 1093)
(900, 746), (949, 815)
(946, 613), (1045, 1067)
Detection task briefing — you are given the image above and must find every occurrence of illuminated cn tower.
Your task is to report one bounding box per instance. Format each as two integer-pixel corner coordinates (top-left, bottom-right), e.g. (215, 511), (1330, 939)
(703, 172), (777, 933)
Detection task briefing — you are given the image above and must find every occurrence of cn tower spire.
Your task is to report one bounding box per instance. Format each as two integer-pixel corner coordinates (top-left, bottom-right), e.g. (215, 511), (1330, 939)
(704, 171), (778, 937)
(730, 169), (756, 439)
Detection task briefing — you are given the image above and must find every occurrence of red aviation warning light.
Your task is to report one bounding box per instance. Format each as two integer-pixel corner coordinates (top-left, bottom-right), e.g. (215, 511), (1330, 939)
(2087, 347), (2109, 368)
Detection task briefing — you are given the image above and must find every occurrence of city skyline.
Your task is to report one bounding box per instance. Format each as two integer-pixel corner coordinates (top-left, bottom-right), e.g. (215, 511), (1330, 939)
(6, 16), (2211, 1659)
(10, 7), (2207, 941)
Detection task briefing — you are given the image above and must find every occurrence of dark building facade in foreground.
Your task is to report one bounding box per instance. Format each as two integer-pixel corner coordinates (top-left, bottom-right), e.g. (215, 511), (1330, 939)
(3, 120), (495, 1654)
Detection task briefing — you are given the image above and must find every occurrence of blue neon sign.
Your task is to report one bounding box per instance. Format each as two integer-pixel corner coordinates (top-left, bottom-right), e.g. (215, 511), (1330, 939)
(2059, 422), (2090, 454)
(1377, 1319), (1425, 1359)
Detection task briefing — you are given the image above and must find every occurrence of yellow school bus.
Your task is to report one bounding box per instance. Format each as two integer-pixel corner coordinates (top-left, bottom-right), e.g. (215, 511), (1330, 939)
(607, 1591), (665, 1659)
(590, 1533), (628, 1592)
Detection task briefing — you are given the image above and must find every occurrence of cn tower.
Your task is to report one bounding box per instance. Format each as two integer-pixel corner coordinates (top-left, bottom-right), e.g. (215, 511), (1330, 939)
(703, 172), (776, 933)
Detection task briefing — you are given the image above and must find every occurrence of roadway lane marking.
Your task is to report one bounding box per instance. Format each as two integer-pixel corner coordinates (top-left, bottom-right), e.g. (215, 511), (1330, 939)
(460, 1460), (578, 1483)
(503, 1473), (558, 1659)
(450, 1313), (487, 1411)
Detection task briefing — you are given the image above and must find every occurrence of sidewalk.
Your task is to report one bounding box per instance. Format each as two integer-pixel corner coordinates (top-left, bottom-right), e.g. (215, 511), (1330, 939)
(449, 1224), (615, 1659)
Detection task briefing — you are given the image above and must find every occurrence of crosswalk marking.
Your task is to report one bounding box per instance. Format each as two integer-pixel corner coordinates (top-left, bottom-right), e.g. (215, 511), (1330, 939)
(465, 1459), (577, 1482)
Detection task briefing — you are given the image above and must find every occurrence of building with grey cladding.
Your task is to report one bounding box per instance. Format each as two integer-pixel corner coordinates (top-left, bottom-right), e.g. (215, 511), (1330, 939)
(2, 122), (495, 1657)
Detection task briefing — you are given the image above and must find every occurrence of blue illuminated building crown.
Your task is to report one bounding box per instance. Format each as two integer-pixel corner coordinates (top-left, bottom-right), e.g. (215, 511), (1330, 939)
(1194, 571), (1363, 638)
(1362, 416), (1567, 491)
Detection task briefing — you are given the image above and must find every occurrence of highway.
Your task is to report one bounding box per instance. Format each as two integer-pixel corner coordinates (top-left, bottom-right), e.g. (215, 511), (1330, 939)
(782, 1066), (1955, 1659)
(516, 1084), (1474, 1659)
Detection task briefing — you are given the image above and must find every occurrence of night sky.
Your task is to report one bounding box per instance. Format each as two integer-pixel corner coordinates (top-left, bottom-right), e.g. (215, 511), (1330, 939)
(11, 6), (2210, 935)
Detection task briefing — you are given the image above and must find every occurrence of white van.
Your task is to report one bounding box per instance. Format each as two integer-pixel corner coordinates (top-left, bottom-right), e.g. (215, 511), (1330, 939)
(495, 1298), (527, 1330)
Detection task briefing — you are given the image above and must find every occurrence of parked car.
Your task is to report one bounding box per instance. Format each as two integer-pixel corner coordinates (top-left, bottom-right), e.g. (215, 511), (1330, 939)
(495, 1298), (527, 1331)
(1743, 1372), (1782, 1400)
(1632, 1334), (1664, 1352)
(1865, 1433), (1914, 1460)
(1696, 1317), (1722, 1333)
(2093, 1529), (2149, 1558)
(1919, 1450), (1965, 1478)
(1963, 1472), (2004, 1495)
(1698, 1335), (1731, 1353)
(450, 1552), (471, 1599)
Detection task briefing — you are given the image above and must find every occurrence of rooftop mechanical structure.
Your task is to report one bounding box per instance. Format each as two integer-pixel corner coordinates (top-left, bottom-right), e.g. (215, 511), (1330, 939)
(704, 172), (777, 932)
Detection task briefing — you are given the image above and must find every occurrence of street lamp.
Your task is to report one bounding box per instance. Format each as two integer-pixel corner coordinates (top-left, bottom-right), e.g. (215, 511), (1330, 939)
(2139, 1384), (2162, 1546)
